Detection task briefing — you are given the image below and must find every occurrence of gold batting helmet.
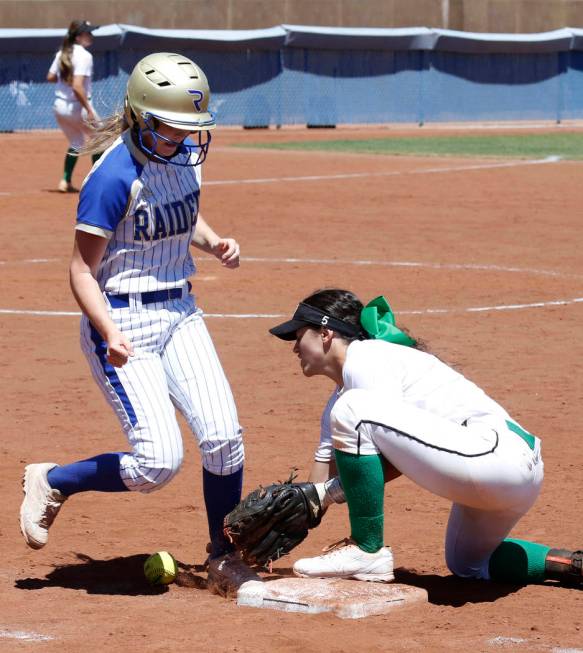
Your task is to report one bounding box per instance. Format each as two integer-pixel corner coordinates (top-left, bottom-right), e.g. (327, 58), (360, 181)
(125, 52), (216, 132)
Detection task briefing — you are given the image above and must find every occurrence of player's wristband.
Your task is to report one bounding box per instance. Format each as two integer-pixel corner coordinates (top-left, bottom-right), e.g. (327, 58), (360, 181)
(316, 476), (346, 508)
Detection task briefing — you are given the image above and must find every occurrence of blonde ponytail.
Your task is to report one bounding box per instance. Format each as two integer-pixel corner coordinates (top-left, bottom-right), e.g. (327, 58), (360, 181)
(78, 111), (129, 157)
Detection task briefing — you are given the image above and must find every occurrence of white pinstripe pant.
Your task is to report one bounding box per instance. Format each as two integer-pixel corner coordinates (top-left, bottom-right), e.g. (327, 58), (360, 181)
(80, 294), (244, 493)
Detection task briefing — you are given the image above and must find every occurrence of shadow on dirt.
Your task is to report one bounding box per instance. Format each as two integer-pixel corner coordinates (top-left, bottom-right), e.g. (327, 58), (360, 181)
(15, 553), (208, 596)
(394, 568), (524, 606)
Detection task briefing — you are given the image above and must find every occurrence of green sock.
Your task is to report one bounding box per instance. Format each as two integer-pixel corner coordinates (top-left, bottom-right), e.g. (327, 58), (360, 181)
(64, 148), (78, 183)
(334, 450), (385, 553)
(489, 538), (551, 584)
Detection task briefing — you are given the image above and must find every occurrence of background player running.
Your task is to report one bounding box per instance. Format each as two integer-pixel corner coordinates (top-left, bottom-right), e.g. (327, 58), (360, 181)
(267, 288), (582, 587)
(47, 19), (100, 192)
(20, 52), (259, 594)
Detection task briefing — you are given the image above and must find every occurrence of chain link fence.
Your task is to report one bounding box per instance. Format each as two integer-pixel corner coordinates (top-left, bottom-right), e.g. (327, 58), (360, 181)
(2, 25), (583, 131)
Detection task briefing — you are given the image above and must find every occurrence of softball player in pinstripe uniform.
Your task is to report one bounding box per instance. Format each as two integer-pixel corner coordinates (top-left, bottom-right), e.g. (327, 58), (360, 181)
(270, 289), (582, 587)
(20, 53), (258, 591)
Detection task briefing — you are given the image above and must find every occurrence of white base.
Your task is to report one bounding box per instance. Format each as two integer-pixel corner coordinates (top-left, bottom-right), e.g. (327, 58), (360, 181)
(237, 577), (428, 619)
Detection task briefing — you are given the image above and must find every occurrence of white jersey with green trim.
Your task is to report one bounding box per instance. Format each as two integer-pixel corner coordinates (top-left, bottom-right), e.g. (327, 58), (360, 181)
(315, 339), (513, 463)
(49, 43), (93, 102)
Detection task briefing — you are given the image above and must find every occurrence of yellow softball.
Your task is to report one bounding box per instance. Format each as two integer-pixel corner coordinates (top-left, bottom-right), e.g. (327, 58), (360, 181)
(144, 551), (178, 585)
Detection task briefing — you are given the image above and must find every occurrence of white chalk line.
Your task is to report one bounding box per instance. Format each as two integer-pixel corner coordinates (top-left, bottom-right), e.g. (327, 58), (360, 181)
(1, 256), (580, 282)
(2, 297), (583, 319)
(488, 637), (583, 651)
(486, 637), (583, 652)
(0, 155), (566, 198)
(404, 296), (583, 314)
(0, 627), (53, 641)
(0, 257), (60, 266)
(203, 156), (561, 186)
(231, 257), (582, 280)
(489, 636), (528, 645)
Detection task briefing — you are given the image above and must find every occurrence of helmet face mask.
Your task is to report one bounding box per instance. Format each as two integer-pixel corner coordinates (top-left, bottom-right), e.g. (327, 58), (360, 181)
(135, 116), (212, 166)
(125, 52), (216, 166)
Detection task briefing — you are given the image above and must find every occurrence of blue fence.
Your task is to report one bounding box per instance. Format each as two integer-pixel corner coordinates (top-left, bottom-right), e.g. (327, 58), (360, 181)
(2, 24), (583, 130)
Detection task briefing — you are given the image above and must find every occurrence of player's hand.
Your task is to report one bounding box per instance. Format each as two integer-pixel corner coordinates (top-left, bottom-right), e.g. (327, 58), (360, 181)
(212, 238), (240, 269)
(85, 108), (97, 125)
(106, 332), (135, 367)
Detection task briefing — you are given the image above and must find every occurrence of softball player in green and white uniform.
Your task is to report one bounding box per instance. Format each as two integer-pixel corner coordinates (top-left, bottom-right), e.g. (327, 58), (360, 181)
(47, 20), (100, 192)
(269, 288), (582, 587)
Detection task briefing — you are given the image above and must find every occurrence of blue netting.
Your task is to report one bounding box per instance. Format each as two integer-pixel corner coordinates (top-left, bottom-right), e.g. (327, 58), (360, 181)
(3, 29), (583, 130)
(422, 52), (564, 123)
(558, 51), (583, 120)
(280, 49), (423, 125)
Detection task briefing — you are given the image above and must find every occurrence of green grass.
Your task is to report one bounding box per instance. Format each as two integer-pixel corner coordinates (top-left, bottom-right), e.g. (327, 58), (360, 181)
(237, 132), (583, 159)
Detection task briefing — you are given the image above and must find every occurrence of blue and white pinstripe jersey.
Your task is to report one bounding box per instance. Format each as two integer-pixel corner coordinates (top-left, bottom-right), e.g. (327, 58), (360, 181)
(75, 130), (202, 294)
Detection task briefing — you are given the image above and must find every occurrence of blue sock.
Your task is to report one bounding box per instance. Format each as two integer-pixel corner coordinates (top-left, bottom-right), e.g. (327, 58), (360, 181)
(47, 453), (129, 496)
(202, 467), (243, 558)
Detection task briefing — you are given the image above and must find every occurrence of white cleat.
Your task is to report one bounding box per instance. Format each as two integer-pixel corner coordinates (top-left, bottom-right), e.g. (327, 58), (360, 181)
(20, 463), (67, 550)
(293, 538), (394, 582)
(57, 179), (76, 193)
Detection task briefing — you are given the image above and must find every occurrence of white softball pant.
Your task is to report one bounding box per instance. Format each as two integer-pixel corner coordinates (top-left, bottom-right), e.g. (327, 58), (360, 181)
(53, 97), (95, 150)
(330, 388), (544, 580)
(80, 293), (244, 493)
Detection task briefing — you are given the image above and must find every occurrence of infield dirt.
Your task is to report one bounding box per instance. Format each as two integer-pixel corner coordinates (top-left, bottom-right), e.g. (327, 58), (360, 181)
(2, 126), (583, 652)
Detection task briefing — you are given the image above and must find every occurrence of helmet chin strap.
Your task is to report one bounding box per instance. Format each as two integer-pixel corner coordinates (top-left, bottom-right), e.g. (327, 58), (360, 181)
(136, 114), (211, 166)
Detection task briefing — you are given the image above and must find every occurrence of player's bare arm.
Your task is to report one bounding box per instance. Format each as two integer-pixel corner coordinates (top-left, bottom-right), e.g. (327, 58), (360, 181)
(69, 230), (133, 367)
(192, 213), (240, 268)
(308, 459), (401, 484)
(308, 460), (336, 483)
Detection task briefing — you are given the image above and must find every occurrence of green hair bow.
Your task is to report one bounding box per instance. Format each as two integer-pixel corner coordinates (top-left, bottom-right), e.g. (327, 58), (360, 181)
(360, 296), (416, 347)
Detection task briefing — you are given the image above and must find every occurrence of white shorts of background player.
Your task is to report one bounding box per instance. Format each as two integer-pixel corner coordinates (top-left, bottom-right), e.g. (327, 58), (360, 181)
(53, 97), (97, 150)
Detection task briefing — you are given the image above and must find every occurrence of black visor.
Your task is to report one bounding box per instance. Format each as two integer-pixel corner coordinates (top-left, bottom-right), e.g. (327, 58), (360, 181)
(73, 21), (99, 36)
(269, 302), (362, 341)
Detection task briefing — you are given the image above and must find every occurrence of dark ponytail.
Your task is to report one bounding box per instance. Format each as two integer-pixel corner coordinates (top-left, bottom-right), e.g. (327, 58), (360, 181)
(301, 287), (427, 351)
(301, 289), (367, 342)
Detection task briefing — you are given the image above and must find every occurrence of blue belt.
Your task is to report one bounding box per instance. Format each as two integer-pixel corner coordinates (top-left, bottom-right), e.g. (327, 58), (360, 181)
(107, 287), (183, 309)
